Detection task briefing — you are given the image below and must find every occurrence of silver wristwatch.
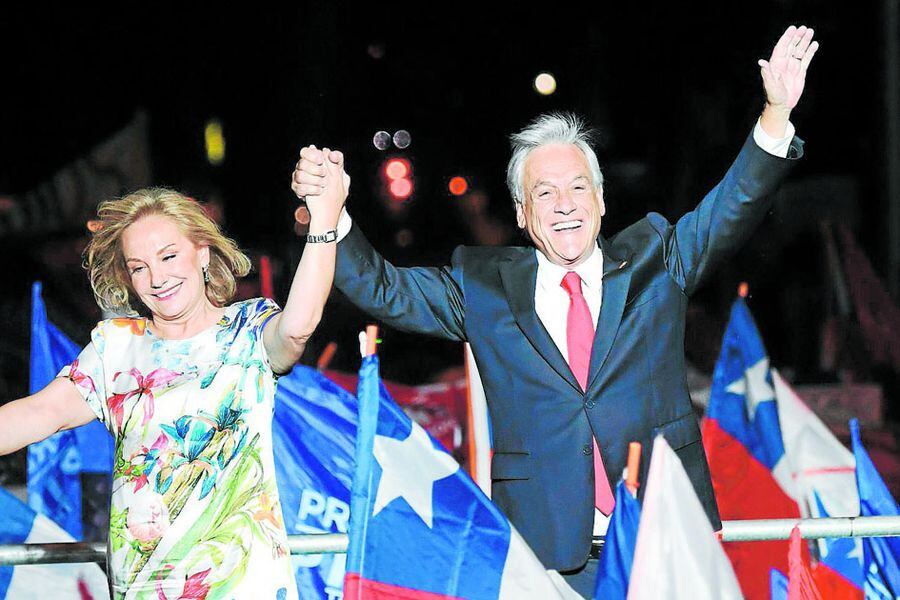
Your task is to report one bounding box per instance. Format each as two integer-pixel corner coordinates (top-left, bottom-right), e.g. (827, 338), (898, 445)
(306, 230), (338, 243)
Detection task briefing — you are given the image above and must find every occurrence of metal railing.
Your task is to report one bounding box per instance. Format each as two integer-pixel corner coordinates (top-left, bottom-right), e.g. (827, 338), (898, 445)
(719, 515), (900, 542)
(1, 517), (898, 567)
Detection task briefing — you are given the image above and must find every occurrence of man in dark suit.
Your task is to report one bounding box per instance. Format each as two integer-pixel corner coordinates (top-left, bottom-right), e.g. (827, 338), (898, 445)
(293, 25), (817, 597)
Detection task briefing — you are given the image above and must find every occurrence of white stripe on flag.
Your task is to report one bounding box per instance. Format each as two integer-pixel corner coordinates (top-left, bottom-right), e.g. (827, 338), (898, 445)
(772, 369), (858, 519)
(498, 526), (582, 599)
(628, 436), (742, 600)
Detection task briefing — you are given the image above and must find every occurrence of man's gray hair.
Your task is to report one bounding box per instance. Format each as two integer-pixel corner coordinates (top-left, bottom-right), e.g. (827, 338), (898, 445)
(506, 112), (603, 208)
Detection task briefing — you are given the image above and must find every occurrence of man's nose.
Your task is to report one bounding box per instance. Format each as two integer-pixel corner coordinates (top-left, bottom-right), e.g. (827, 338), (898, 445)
(555, 191), (577, 213)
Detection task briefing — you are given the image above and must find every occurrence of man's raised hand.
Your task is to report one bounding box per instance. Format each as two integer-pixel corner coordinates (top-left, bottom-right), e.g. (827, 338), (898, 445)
(758, 25), (819, 111)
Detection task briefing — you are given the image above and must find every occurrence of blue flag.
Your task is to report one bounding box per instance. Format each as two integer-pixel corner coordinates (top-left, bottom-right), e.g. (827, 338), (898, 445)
(593, 480), (641, 599)
(273, 364), (358, 600)
(812, 490), (864, 590)
(27, 282), (112, 539)
(345, 354), (570, 599)
(850, 418), (900, 599)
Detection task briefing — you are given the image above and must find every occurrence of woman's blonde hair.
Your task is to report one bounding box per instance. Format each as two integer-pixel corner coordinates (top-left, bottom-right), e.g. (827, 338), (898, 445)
(84, 187), (252, 315)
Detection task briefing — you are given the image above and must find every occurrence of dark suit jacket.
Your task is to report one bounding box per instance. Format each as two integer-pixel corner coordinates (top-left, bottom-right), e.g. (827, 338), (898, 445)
(334, 132), (803, 571)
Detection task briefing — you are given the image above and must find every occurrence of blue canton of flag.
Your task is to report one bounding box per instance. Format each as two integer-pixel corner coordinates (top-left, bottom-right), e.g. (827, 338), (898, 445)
(273, 365), (359, 599)
(849, 419), (900, 599)
(593, 480), (641, 599)
(706, 298), (786, 470)
(27, 282), (112, 539)
(344, 354), (576, 600)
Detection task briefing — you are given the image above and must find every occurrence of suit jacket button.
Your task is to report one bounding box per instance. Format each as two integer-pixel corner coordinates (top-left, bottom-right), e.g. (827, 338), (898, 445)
(582, 443), (592, 456)
(584, 399), (596, 409)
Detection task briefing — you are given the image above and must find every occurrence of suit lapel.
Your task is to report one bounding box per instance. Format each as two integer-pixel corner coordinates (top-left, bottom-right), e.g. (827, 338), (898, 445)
(587, 237), (632, 391)
(499, 252), (581, 393)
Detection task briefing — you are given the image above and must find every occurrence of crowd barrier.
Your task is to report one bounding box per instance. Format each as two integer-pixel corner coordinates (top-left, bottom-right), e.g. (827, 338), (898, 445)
(1, 518), (898, 567)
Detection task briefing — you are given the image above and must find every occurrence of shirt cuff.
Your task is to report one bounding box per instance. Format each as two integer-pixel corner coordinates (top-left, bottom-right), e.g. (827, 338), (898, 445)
(336, 207), (353, 241)
(753, 118), (795, 158)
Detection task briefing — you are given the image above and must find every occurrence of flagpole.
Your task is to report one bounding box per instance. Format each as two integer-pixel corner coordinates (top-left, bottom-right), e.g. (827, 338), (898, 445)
(625, 442), (641, 495)
(365, 324), (378, 356)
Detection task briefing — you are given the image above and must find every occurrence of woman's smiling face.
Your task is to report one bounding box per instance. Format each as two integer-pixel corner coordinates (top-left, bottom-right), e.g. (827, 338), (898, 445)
(121, 214), (210, 320)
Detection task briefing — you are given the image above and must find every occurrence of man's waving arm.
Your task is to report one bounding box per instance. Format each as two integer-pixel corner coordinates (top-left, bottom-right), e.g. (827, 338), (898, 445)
(667, 25), (819, 295)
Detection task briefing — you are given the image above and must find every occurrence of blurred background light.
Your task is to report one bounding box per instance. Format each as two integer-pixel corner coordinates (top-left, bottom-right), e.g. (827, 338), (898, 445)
(448, 176), (469, 196)
(389, 177), (413, 200)
(204, 119), (226, 165)
(534, 72), (557, 96)
(384, 157), (411, 180)
(367, 42), (385, 59)
(393, 129), (411, 149)
(373, 130), (392, 150)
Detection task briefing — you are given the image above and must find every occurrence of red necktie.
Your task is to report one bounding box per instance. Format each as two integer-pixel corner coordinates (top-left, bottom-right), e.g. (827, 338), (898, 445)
(561, 271), (615, 515)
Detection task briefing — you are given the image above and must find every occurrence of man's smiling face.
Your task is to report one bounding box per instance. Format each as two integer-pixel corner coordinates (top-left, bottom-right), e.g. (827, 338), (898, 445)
(517, 143), (605, 267)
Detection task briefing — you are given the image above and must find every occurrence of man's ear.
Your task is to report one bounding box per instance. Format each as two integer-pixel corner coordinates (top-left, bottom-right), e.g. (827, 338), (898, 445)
(596, 186), (606, 217)
(515, 201), (527, 229)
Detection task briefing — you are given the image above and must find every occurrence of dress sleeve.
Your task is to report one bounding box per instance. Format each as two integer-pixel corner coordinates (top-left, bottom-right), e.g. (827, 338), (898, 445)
(247, 297), (282, 374)
(56, 324), (110, 430)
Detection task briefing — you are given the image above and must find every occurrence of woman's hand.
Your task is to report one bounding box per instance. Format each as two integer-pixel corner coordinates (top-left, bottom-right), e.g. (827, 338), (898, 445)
(291, 145), (351, 229)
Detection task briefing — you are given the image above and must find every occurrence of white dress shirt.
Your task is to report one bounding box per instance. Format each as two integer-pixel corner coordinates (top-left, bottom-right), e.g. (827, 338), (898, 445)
(335, 118), (796, 537)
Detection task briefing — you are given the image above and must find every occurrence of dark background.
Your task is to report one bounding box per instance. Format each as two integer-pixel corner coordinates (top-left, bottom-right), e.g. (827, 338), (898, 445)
(0, 4), (894, 413)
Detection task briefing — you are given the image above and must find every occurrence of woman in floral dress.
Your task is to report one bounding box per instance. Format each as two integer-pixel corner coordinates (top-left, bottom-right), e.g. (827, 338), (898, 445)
(0, 149), (348, 598)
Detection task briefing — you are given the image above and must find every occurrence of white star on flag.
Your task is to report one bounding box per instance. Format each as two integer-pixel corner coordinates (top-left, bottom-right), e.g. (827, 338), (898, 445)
(372, 421), (459, 528)
(726, 357), (775, 419)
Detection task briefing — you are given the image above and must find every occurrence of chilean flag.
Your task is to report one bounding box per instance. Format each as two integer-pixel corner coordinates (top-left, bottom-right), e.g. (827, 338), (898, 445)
(344, 354), (578, 599)
(0, 486), (108, 599)
(701, 297), (804, 599)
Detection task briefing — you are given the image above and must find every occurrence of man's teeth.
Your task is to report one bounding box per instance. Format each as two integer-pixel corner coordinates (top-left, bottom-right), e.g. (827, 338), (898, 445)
(552, 220), (581, 232)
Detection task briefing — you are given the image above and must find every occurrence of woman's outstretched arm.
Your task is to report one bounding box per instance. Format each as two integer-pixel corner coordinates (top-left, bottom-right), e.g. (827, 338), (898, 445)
(0, 377), (96, 455)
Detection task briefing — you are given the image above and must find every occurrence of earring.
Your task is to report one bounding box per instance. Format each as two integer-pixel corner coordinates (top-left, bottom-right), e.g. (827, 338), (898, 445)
(202, 264), (210, 283)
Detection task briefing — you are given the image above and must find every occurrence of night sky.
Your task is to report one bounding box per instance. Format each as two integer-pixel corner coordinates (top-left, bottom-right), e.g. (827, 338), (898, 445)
(0, 3), (893, 391)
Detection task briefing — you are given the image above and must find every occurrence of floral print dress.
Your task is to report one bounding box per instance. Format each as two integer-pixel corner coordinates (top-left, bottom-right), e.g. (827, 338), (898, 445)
(60, 298), (298, 600)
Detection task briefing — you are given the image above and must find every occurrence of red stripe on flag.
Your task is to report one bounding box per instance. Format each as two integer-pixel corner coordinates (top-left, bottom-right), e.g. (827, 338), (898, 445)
(811, 564), (864, 600)
(343, 573), (463, 600)
(702, 417), (806, 600)
(796, 466), (856, 477)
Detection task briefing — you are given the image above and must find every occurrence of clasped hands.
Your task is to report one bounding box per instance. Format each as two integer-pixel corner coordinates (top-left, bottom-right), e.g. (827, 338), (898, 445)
(291, 146), (350, 229)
